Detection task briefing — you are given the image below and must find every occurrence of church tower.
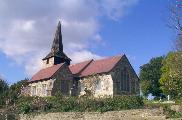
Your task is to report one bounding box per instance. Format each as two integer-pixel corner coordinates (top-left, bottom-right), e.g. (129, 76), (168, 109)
(42, 21), (71, 68)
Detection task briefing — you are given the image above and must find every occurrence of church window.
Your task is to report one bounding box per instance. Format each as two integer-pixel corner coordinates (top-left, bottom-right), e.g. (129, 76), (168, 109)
(120, 67), (130, 91)
(60, 80), (69, 95)
(42, 84), (47, 96)
(126, 74), (130, 91)
(95, 80), (101, 91)
(32, 86), (36, 95)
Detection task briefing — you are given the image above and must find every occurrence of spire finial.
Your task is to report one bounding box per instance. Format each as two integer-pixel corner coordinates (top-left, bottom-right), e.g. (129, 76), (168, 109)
(58, 20), (61, 25)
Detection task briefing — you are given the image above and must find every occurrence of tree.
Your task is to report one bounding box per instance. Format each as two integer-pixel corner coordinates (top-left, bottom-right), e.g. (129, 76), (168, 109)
(160, 52), (182, 99)
(169, 0), (182, 51)
(139, 56), (164, 97)
(7, 78), (29, 104)
(0, 78), (9, 94)
(0, 78), (9, 106)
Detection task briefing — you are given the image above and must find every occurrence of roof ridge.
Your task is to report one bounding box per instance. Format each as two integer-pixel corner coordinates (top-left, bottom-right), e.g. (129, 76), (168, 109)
(70, 59), (93, 66)
(107, 55), (125, 73)
(79, 55), (124, 77)
(69, 55), (123, 66)
(51, 63), (65, 78)
(77, 59), (94, 75)
(93, 54), (124, 62)
(69, 59), (94, 75)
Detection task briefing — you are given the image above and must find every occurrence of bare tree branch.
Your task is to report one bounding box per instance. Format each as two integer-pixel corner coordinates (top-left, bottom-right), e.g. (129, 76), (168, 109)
(169, 0), (182, 51)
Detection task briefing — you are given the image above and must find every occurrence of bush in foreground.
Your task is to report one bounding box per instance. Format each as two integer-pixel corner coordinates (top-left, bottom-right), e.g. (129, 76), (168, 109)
(17, 95), (144, 114)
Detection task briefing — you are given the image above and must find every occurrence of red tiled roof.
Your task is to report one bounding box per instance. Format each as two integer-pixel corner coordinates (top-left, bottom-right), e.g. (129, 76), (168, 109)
(69, 60), (93, 74)
(30, 63), (64, 82)
(30, 55), (124, 82)
(80, 55), (123, 77)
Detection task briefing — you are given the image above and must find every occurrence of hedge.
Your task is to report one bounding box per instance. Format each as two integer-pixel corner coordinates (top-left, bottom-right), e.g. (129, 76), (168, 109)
(17, 95), (144, 114)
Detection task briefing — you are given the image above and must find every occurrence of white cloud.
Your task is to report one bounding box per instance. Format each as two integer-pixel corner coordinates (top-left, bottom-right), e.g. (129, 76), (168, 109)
(25, 54), (43, 76)
(100, 0), (139, 20)
(69, 50), (104, 64)
(0, 0), (138, 76)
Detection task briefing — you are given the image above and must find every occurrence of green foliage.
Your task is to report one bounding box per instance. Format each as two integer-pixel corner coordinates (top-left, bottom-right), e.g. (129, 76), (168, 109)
(54, 91), (63, 99)
(144, 100), (172, 109)
(0, 78), (9, 107)
(175, 99), (182, 104)
(17, 96), (52, 113)
(19, 102), (31, 114)
(0, 78), (29, 108)
(0, 78), (9, 93)
(139, 56), (164, 96)
(8, 79), (29, 104)
(160, 52), (182, 99)
(16, 95), (144, 114)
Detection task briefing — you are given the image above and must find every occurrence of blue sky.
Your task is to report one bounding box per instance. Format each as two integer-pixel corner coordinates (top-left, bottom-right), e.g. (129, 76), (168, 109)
(96, 0), (173, 71)
(0, 0), (174, 84)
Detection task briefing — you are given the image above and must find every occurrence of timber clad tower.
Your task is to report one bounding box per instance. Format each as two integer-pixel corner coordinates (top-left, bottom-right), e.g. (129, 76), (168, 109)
(42, 22), (71, 68)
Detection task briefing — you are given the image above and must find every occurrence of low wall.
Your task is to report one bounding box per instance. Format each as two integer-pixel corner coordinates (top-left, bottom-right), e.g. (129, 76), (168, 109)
(20, 109), (167, 120)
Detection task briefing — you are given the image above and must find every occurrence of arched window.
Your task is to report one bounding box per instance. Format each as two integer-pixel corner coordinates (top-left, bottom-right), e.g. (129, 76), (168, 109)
(32, 86), (36, 95)
(120, 67), (130, 91)
(42, 84), (47, 96)
(60, 80), (69, 95)
(95, 80), (101, 91)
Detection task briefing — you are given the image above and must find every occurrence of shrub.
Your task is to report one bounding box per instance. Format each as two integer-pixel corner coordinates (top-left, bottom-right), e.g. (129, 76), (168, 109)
(175, 99), (182, 105)
(102, 96), (144, 110)
(17, 96), (52, 113)
(16, 95), (144, 114)
(17, 96), (34, 105)
(18, 102), (31, 114)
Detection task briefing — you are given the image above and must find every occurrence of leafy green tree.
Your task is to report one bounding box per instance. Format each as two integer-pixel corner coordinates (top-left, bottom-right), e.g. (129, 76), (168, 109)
(0, 78), (9, 93)
(160, 52), (182, 99)
(8, 78), (29, 104)
(139, 56), (164, 97)
(0, 78), (9, 106)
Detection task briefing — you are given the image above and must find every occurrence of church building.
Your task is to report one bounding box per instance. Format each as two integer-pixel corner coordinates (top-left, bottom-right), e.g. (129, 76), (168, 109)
(25, 22), (139, 98)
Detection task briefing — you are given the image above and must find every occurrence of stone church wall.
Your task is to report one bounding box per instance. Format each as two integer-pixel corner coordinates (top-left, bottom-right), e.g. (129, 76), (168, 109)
(51, 64), (73, 96)
(28, 55), (139, 98)
(79, 74), (113, 98)
(111, 55), (139, 96)
(28, 79), (54, 97)
(78, 55), (139, 98)
(28, 64), (73, 97)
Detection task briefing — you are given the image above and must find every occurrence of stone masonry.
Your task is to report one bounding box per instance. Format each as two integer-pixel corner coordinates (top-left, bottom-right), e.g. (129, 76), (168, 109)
(79, 55), (139, 98)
